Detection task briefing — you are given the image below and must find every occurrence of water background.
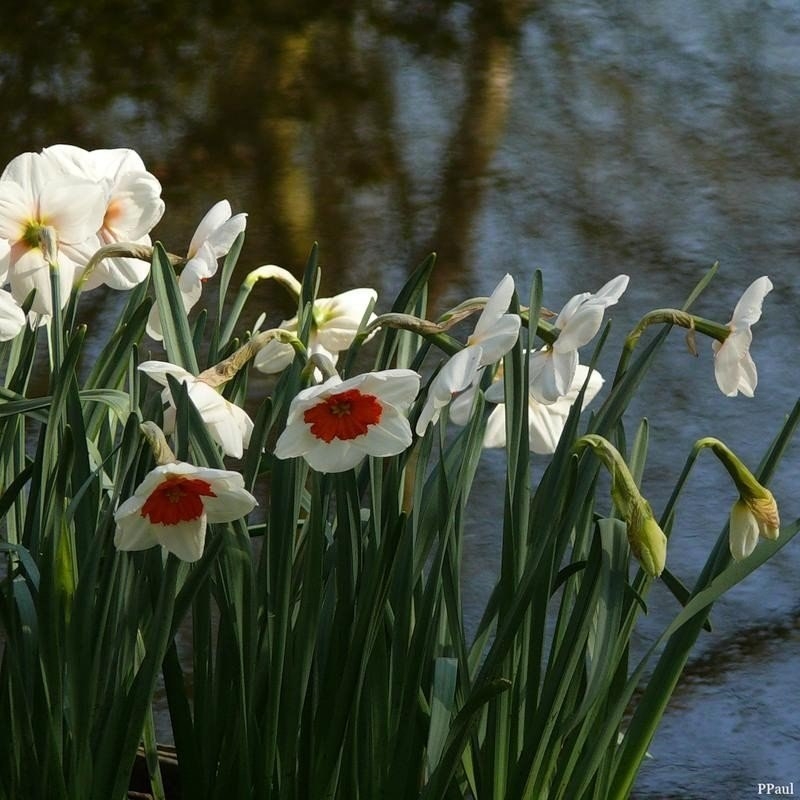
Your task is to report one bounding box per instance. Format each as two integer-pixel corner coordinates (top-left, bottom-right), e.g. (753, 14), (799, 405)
(3, 2), (799, 796)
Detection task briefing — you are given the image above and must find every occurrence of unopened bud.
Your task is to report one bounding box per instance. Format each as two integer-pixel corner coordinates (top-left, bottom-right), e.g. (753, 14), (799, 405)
(574, 434), (667, 577)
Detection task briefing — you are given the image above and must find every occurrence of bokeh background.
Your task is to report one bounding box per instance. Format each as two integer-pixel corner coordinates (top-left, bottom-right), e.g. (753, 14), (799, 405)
(2, 1), (799, 796)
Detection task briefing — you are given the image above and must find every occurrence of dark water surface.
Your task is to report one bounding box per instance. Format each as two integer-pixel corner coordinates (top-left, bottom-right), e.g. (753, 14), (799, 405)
(4, 2), (799, 796)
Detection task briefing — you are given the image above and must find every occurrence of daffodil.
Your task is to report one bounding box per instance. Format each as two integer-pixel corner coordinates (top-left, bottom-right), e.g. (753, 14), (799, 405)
(483, 363), (604, 453)
(43, 144), (165, 290)
(139, 361), (254, 459)
(147, 200), (247, 340)
(0, 149), (107, 316)
(712, 276), (772, 397)
(275, 369), (420, 473)
(416, 274), (520, 434)
(529, 275), (628, 404)
(114, 461), (257, 562)
(254, 287), (378, 374)
(693, 436), (781, 561)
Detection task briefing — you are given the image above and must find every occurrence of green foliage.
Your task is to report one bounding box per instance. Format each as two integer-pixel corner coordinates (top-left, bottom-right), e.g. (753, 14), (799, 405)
(0, 240), (796, 800)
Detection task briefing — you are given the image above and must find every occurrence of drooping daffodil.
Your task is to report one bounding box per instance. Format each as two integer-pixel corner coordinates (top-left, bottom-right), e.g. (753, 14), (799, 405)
(114, 461), (257, 562)
(275, 369), (420, 473)
(139, 360), (254, 459)
(416, 274), (520, 435)
(254, 287), (378, 374)
(0, 149), (107, 316)
(482, 363), (604, 454)
(728, 493), (780, 561)
(42, 144), (165, 291)
(529, 275), (628, 404)
(712, 276), (772, 398)
(694, 436), (781, 561)
(147, 200), (247, 340)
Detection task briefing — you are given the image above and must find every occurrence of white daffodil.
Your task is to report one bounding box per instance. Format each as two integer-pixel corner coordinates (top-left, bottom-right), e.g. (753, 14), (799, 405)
(0, 149), (107, 316)
(712, 276), (772, 398)
(139, 361), (254, 459)
(43, 144), (165, 290)
(114, 461), (257, 562)
(416, 274), (520, 435)
(0, 288), (25, 340)
(728, 493), (780, 561)
(254, 287), (378, 374)
(483, 363), (604, 454)
(529, 275), (628, 405)
(147, 200), (247, 340)
(275, 369), (420, 473)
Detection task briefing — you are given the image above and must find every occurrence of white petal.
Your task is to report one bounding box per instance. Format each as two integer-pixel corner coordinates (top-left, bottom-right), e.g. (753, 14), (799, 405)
(139, 361), (194, 388)
(203, 213), (247, 258)
(528, 349), (574, 405)
(474, 314), (520, 365)
(0, 238), (9, 284)
(182, 243), (218, 283)
(527, 365), (603, 454)
(0, 181), (31, 241)
(482, 405), (507, 448)
(735, 352), (758, 398)
(156, 518), (208, 562)
(449, 380), (481, 425)
(315, 288), (377, 352)
(9, 246), (60, 316)
(39, 176), (106, 244)
(528, 399), (568, 454)
(305, 440), (364, 473)
(253, 339), (296, 374)
(177, 264), (205, 313)
(275, 420), (319, 459)
(592, 274), (629, 305)
(354, 369), (422, 410)
(353, 406), (412, 457)
(415, 348), (482, 434)
(712, 330), (752, 397)
(729, 501), (760, 560)
(0, 289), (25, 340)
(102, 172), (165, 240)
(1, 151), (58, 196)
(188, 200), (232, 257)
(114, 510), (159, 552)
(473, 274), (514, 337)
(146, 304), (164, 341)
(202, 482), (257, 523)
(555, 303), (606, 352)
(730, 276), (772, 328)
(205, 402), (253, 458)
(554, 291), (591, 329)
(86, 148), (147, 180)
(484, 379), (505, 404)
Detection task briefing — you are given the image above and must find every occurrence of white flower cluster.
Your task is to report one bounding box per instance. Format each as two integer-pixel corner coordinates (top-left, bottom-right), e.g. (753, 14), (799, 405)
(0, 144), (776, 565)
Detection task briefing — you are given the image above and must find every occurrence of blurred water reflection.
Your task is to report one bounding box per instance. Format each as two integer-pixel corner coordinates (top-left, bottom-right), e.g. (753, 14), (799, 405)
(4, 1), (799, 795)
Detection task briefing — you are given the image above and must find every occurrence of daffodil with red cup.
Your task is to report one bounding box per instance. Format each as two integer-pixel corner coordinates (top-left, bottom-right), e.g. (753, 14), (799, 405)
(114, 461), (257, 562)
(275, 368), (420, 473)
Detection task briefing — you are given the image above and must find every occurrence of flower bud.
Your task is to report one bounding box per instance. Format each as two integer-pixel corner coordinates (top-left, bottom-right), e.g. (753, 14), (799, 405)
(575, 434), (667, 577)
(627, 496), (668, 578)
